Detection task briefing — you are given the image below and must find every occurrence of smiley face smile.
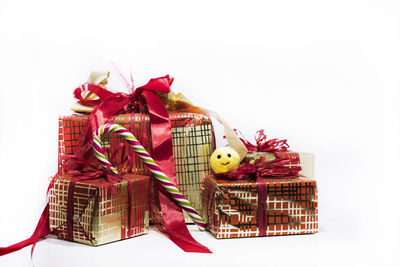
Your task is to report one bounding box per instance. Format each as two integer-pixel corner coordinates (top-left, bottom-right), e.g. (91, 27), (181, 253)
(221, 162), (230, 166)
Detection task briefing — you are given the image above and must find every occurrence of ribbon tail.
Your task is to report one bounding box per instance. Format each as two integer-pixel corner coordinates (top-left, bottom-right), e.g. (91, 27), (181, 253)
(141, 89), (211, 253)
(0, 204), (50, 257)
(158, 192), (212, 253)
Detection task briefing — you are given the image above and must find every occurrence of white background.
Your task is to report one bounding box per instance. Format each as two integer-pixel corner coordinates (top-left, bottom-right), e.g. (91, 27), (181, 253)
(0, 0), (399, 266)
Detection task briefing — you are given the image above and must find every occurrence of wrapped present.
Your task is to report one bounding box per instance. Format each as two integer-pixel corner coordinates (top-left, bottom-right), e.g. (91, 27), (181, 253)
(49, 173), (150, 246)
(202, 174), (318, 238)
(203, 148), (318, 239)
(58, 112), (215, 222)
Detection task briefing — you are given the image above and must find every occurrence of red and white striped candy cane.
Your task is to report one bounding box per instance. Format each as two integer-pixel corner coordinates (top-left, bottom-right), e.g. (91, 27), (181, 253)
(93, 123), (207, 230)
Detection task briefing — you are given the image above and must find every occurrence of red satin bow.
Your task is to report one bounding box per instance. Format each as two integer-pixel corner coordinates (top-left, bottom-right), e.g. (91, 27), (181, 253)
(215, 156), (302, 180)
(235, 129), (290, 153)
(69, 75), (174, 167)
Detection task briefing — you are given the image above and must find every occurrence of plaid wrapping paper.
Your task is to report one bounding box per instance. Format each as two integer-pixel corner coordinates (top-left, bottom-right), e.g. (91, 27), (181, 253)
(246, 151), (315, 179)
(58, 112), (215, 223)
(202, 175), (318, 238)
(49, 174), (149, 246)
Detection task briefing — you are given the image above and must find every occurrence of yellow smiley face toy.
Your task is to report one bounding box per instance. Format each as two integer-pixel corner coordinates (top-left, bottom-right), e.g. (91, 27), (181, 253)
(210, 147), (241, 174)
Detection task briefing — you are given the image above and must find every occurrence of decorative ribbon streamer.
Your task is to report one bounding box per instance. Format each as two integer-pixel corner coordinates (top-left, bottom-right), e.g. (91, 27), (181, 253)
(202, 109), (248, 161)
(0, 206), (50, 257)
(93, 123), (207, 230)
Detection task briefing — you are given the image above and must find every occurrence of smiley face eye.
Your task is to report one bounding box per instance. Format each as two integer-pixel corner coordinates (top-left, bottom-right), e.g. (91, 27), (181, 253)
(217, 155), (221, 159)
(227, 154), (231, 158)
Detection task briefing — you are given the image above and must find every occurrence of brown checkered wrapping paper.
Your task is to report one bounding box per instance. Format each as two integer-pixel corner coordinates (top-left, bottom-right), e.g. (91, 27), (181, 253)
(58, 112), (215, 223)
(246, 151), (315, 179)
(49, 174), (149, 246)
(202, 175), (318, 238)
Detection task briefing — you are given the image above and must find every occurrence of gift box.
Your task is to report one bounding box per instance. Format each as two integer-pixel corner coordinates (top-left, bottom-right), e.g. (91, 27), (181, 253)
(245, 151), (315, 179)
(58, 112), (215, 223)
(202, 175), (318, 238)
(48, 173), (149, 246)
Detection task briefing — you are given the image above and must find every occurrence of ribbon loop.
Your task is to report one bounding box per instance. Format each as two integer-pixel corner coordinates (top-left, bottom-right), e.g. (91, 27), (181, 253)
(73, 83), (115, 106)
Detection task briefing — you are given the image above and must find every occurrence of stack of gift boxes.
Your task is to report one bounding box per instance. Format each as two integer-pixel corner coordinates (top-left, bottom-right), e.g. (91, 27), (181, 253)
(47, 72), (318, 247)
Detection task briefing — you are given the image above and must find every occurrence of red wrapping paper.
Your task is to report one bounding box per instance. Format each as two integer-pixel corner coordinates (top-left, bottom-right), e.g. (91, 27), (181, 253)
(202, 175), (318, 238)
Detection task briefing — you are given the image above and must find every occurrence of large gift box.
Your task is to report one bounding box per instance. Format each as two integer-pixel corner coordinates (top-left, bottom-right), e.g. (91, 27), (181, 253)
(58, 112), (215, 222)
(202, 174), (318, 238)
(49, 173), (149, 246)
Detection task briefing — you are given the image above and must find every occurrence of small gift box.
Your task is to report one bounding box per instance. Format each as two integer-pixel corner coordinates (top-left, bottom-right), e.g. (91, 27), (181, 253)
(203, 150), (318, 239)
(202, 175), (318, 238)
(49, 173), (149, 246)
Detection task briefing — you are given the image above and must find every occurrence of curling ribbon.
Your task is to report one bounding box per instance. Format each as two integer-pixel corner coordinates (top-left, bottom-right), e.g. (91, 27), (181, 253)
(234, 129), (289, 153)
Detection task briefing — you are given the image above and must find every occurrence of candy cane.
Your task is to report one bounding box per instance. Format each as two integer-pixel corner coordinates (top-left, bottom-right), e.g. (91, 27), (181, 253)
(93, 123), (207, 230)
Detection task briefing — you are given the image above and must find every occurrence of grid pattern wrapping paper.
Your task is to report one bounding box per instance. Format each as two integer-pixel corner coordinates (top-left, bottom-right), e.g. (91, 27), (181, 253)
(49, 174), (149, 246)
(202, 175), (318, 238)
(58, 112), (215, 223)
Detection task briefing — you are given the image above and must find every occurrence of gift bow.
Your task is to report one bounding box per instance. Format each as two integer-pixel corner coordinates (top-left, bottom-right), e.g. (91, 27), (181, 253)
(69, 75), (173, 168)
(73, 75), (172, 112)
(59, 154), (127, 194)
(235, 129), (290, 153)
(214, 156), (302, 181)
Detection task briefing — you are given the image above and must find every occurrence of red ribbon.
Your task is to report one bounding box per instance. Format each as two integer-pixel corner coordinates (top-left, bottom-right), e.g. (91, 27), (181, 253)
(0, 206), (50, 257)
(256, 177), (267, 237)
